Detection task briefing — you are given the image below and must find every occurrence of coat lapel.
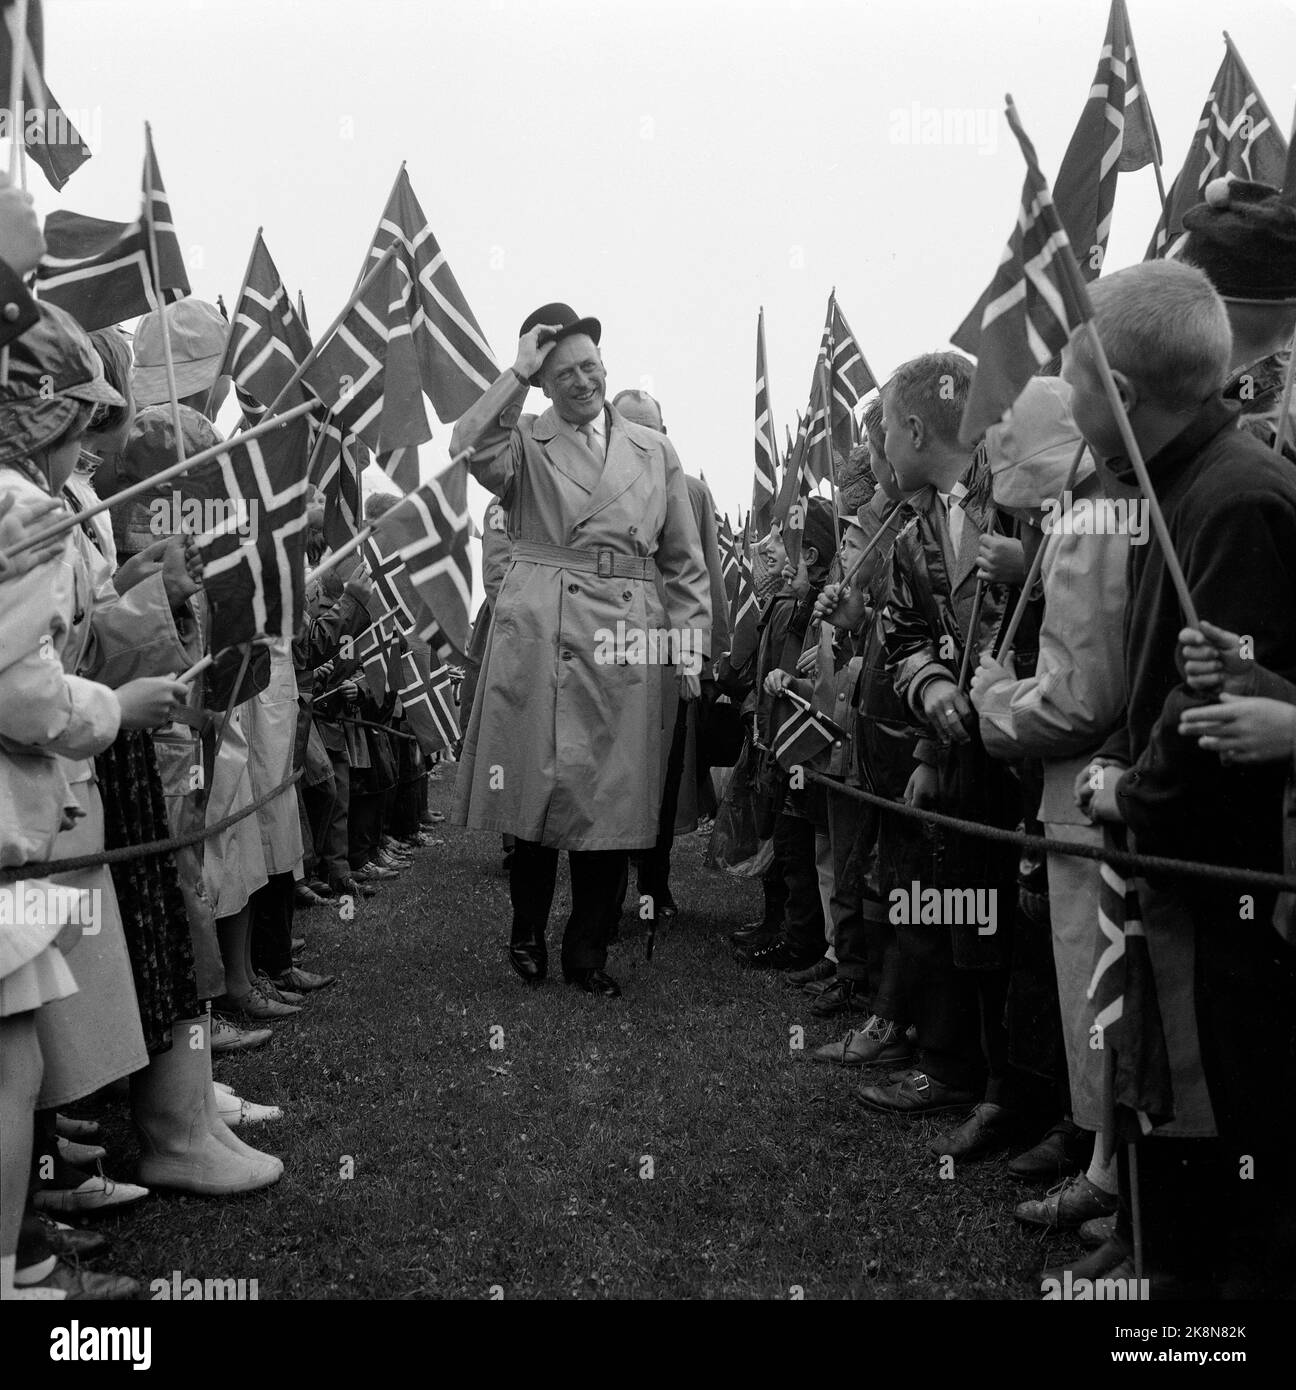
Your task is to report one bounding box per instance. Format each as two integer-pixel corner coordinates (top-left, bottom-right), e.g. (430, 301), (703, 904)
(531, 408), (602, 497)
(950, 494), (988, 595)
(571, 406), (648, 530)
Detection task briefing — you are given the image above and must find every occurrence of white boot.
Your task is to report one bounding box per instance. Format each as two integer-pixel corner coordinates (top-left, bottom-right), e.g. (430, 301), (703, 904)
(132, 1019), (281, 1195)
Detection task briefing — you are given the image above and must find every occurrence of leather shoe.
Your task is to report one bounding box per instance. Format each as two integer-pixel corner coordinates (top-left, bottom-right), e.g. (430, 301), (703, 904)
(330, 876), (376, 899)
(33, 1175), (150, 1215)
(508, 942), (547, 983)
(810, 978), (872, 1018)
(210, 1016), (272, 1052)
(1008, 1118), (1090, 1182)
(273, 965), (335, 992)
(37, 1214), (111, 1260)
(294, 883), (328, 909)
(929, 1101), (1018, 1161)
(787, 957), (836, 986)
(812, 1015), (913, 1066)
(353, 861), (398, 882)
(564, 968), (622, 997)
(1079, 1213), (1117, 1247)
(856, 1069), (978, 1116)
(736, 939), (822, 970)
(216, 982), (302, 1021)
(729, 921), (779, 948)
(1015, 1173), (1119, 1229)
(306, 878), (335, 898)
(13, 1259), (140, 1300)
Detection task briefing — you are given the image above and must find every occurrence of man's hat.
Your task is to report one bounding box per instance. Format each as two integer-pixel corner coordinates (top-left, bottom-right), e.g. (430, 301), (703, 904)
(1181, 179), (1296, 304)
(0, 302), (125, 468)
(132, 298), (229, 406)
(519, 302), (601, 385)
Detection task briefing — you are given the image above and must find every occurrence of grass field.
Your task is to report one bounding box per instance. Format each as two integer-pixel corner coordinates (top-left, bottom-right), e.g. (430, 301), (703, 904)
(78, 766), (1088, 1300)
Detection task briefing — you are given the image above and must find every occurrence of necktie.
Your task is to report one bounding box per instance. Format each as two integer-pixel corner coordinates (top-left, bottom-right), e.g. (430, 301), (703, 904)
(578, 422), (602, 461)
(943, 493), (964, 561)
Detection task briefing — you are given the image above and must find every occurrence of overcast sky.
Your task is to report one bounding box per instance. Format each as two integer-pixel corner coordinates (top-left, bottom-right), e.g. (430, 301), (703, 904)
(40, 0), (1296, 564)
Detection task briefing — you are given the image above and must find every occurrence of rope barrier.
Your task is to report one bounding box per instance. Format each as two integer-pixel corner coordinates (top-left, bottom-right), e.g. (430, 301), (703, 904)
(336, 716), (419, 743)
(0, 769), (303, 881)
(802, 768), (1296, 894)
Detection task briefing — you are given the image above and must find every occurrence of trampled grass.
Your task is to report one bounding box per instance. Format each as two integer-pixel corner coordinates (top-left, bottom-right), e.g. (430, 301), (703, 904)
(78, 768), (1084, 1299)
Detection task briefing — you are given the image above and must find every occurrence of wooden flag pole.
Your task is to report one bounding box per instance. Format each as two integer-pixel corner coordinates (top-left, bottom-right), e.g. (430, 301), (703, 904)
(1004, 94), (1199, 629)
(0, 399), (317, 563)
(0, 0), (28, 389)
(992, 440), (1087, 666)
(177, 634), (272, 684)
(957, 578), (988, 693)
(206, 225), (263, 420)
(1121, 0), (1168, 222)
(142, 125), (189, 480)
(817, 333), (842, 539)
(1273, 323), (1296, 461)
(352, 161), (408, 292)
(838, 497), (906, 594)
(260, 242), (398, 419)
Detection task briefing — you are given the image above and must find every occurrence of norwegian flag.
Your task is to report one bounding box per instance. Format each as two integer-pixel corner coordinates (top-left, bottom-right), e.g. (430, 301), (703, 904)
(753, 307), (779, 536)
(819, 294), (877, 454)
(380, 460), (473, 661)
(771, 688), (845, 773)
(361, 529), (423, 638)
(957, 98), (1091, 447)
(194, 414), (314, 647)
(1146, 35), (1288, 259)
(0, 0), (91, 190)
(802, 355), (835, 491)
(356, 609), (402, 701)
(364, 166), (498, 420)
(1086, 825), (1175, 1138)
(303, 250), (432, 455)
(396, 643), (459, 755)
(771, 416), (814, 571)
(218, 231), (312, 420)
(1053, 0), (1161, 280)
(36, 126), (189, 332)
(727, 525), (759, 670)
(377, 446), (420, 494)
(718, 514), (740, 607)
(309, 415), (368, 551)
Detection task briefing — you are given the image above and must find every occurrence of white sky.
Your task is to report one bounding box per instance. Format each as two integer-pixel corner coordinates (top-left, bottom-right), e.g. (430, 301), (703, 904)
(38, 0), (1296, 586)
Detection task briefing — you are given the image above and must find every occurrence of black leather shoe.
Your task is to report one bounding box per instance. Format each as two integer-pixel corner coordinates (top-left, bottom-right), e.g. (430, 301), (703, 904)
(37, 1213), (111, 1260)
(730, 920), (779, 947)
(564, 968), (622, 997)
(508, 943), (547, 983)
(306, 879), (335, 899)
(928, 1101), (1018, 1161)
(1008, 1118), (1090, 1182)
(736, 940), (822, 971)
(294, 884), (328, 909)
(330, 876), (376, 899)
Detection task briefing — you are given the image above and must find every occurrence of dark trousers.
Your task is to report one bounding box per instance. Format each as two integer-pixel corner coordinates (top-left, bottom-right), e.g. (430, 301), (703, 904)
(774, 811), (826, 957)
(510, 838), (627, 972)
(826, 792), (870, 982)
(639, 700), (689, 915)
(863, 895), (909, 1023)
(249, 870), (295, 978)
(316, 749), (351, 886)
(348, 791), (384, 869)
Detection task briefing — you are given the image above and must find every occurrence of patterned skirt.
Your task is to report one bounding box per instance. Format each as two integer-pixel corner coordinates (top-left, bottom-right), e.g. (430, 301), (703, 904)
(96, 730), (200, 1053)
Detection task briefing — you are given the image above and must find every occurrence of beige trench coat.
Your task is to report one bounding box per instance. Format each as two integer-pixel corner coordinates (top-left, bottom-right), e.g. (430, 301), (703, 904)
(450, 386), (711, 850)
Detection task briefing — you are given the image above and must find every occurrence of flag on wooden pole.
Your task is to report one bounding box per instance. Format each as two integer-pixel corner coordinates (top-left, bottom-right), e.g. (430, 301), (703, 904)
(753, 307), (779, 536)
(771, 688), (845, 772)
(396, 642), (459, 754)
(35, 127), (188, 330)
(1146, 33), (1288, 258)
(0, 0), (90, 190)
(194, 413), (313, 647)
(819, 292), (876, 453)
(363, 165), (498, 421)
(1087, 824), (1174, 1144)
(303, 251), (432, 455)
(217, 230), (312, 419)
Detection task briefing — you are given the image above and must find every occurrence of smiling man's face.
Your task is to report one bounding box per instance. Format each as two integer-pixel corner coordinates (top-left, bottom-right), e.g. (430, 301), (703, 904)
(541, 333), (606, 424)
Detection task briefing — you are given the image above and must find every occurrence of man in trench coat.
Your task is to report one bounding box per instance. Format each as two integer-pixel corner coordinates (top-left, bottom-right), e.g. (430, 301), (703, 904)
(449, 304), (711, 995)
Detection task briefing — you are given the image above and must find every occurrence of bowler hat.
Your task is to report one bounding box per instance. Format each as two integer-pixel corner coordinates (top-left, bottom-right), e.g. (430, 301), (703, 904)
(1181, 179), (1296, 304)
(519, 302), (602, 385)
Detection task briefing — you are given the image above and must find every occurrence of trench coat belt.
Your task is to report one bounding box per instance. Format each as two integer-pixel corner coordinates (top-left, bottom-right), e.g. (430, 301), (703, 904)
(510, 539), (655, 582)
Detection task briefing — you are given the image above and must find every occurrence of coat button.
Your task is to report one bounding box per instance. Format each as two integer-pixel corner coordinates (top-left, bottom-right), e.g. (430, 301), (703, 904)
(562, 649), (572, 659)
(622, 590), (632, 602)
(629, 526), (638, 536)
(2, 303), (19, 322)
(568, 583), (578, 594)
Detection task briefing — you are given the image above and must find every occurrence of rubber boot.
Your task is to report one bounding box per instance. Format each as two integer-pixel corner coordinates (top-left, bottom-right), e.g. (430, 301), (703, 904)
(132, 1018), (282, 1194)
